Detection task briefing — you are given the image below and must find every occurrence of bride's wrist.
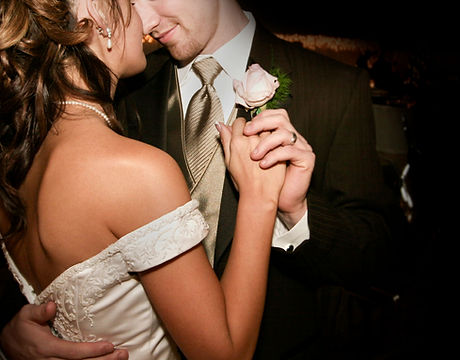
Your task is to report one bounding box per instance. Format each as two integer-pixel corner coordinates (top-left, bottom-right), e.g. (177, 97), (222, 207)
(238, 194), (278, 214)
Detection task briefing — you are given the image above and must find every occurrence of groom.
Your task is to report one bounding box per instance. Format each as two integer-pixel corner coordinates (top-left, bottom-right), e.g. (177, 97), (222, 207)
(1, 0), (394, 358)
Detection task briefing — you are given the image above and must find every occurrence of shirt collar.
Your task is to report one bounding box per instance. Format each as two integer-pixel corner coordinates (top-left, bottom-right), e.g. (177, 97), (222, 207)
(178, 11), (256, 84)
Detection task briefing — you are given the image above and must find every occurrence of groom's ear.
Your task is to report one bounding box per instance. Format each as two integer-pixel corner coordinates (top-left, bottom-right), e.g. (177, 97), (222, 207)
(85, 0), (111, 35)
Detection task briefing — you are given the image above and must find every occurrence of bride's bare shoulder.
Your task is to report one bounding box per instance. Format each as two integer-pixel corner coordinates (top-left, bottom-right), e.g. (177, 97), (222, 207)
(61, 129), (182, 185)
(50, 128), (191, 236)
(112, 135), (189, 200)
(105, 135), (192, 235)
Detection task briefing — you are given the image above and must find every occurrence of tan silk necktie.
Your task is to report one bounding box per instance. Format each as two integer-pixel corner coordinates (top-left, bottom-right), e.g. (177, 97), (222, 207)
(184, 57), (224, 187)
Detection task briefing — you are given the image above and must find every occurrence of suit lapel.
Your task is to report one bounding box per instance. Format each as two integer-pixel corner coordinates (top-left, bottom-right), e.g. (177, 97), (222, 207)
(249, 26), (292, 83)
(163, 64), (193, 187)
(213, 171), (238, 273)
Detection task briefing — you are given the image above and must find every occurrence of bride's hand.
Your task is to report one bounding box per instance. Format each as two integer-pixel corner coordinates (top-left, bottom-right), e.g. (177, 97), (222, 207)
(217, 117), (286, 203)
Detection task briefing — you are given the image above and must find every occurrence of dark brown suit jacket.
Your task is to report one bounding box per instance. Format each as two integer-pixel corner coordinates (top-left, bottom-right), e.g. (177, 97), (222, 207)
(116, 26), (393, 359)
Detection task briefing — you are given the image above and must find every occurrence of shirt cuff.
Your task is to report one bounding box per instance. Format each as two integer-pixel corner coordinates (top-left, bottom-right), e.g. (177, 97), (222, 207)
(272, 210), (310, 252)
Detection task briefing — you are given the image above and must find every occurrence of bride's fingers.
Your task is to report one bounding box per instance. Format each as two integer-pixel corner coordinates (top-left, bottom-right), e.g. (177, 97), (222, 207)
(216, 122), (231, 165)
(218, 118), (270, 165)
(231, 117), (246, 137)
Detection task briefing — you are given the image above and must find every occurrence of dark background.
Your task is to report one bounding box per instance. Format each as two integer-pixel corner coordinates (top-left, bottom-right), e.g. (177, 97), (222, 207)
(240, 0), (457, 50)
(240, 0), (453, 358)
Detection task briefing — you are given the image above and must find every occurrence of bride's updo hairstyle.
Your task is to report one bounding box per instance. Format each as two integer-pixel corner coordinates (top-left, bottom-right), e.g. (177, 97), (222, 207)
(0, 0), (129, 240)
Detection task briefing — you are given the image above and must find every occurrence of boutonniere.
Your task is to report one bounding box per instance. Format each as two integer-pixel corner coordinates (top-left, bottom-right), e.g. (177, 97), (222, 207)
(233, 63), (292, 117)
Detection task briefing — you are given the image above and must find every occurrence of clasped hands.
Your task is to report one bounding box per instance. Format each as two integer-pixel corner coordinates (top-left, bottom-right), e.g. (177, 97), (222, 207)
(219, 109), (315, 229)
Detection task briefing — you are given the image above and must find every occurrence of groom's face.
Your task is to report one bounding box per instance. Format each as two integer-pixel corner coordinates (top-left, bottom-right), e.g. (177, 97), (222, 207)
(135, 0), (220, 65)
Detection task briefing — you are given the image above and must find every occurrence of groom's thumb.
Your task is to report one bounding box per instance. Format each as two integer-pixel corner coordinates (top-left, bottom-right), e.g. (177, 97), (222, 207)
(24, 301), (57, 324)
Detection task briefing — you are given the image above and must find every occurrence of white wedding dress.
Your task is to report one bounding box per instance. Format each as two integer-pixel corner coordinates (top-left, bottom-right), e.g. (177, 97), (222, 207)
(1, 200), (208, 360)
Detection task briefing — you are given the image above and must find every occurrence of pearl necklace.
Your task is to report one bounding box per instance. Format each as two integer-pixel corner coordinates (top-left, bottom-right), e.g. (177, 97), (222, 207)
(60, 100), (112, 128)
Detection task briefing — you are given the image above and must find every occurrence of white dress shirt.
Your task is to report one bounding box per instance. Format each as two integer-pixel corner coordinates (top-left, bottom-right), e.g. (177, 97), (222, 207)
(177, 12), (309, 251)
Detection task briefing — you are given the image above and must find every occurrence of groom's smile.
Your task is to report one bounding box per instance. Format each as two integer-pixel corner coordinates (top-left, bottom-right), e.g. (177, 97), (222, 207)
(154, 24), (179, 45)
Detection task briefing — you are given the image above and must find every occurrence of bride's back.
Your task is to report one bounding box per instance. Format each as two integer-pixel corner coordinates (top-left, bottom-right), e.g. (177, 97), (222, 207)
(1, 116), (195, 357)
(2, 118), (122, 293)
(1, 115), (188, 296)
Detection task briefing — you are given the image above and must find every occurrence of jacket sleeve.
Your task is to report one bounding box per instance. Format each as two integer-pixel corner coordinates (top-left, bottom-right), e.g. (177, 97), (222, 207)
(274, 66), (395, 288)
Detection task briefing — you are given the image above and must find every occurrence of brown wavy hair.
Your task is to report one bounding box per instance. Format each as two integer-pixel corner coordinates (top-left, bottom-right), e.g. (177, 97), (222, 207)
(0, 0), (130, 240)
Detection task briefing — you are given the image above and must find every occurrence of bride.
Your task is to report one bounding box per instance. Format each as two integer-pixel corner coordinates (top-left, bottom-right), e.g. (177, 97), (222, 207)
(0, 0), (285, 359)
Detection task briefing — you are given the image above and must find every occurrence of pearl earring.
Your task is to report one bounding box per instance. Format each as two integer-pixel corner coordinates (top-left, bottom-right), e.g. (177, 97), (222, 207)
(106, 27), (112, 50)
(95, 26), (112, 51)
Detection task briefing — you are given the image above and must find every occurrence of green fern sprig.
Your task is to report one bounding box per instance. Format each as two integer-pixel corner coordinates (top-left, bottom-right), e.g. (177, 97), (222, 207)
(266, 66), (292, 110)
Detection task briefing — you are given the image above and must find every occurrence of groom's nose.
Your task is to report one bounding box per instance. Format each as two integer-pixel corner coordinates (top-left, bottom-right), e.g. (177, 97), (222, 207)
(134, 1), (161, 35)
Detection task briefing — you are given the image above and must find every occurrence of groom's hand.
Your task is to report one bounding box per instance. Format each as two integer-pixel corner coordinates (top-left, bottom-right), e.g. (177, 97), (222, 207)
(0, 302), (129, 360)
(244, 109), (315, 228)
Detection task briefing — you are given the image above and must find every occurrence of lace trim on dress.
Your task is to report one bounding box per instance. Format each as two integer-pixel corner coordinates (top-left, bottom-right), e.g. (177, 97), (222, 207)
(1, 242), (37, 304)
(1, 199), (208, 341)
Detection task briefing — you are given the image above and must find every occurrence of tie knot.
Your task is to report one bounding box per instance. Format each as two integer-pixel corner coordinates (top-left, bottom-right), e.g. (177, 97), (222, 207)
(193, 57), (222, 85)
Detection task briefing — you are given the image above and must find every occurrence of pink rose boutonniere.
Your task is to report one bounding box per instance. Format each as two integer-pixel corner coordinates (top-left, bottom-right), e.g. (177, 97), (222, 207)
(233, 63), (291, 117)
